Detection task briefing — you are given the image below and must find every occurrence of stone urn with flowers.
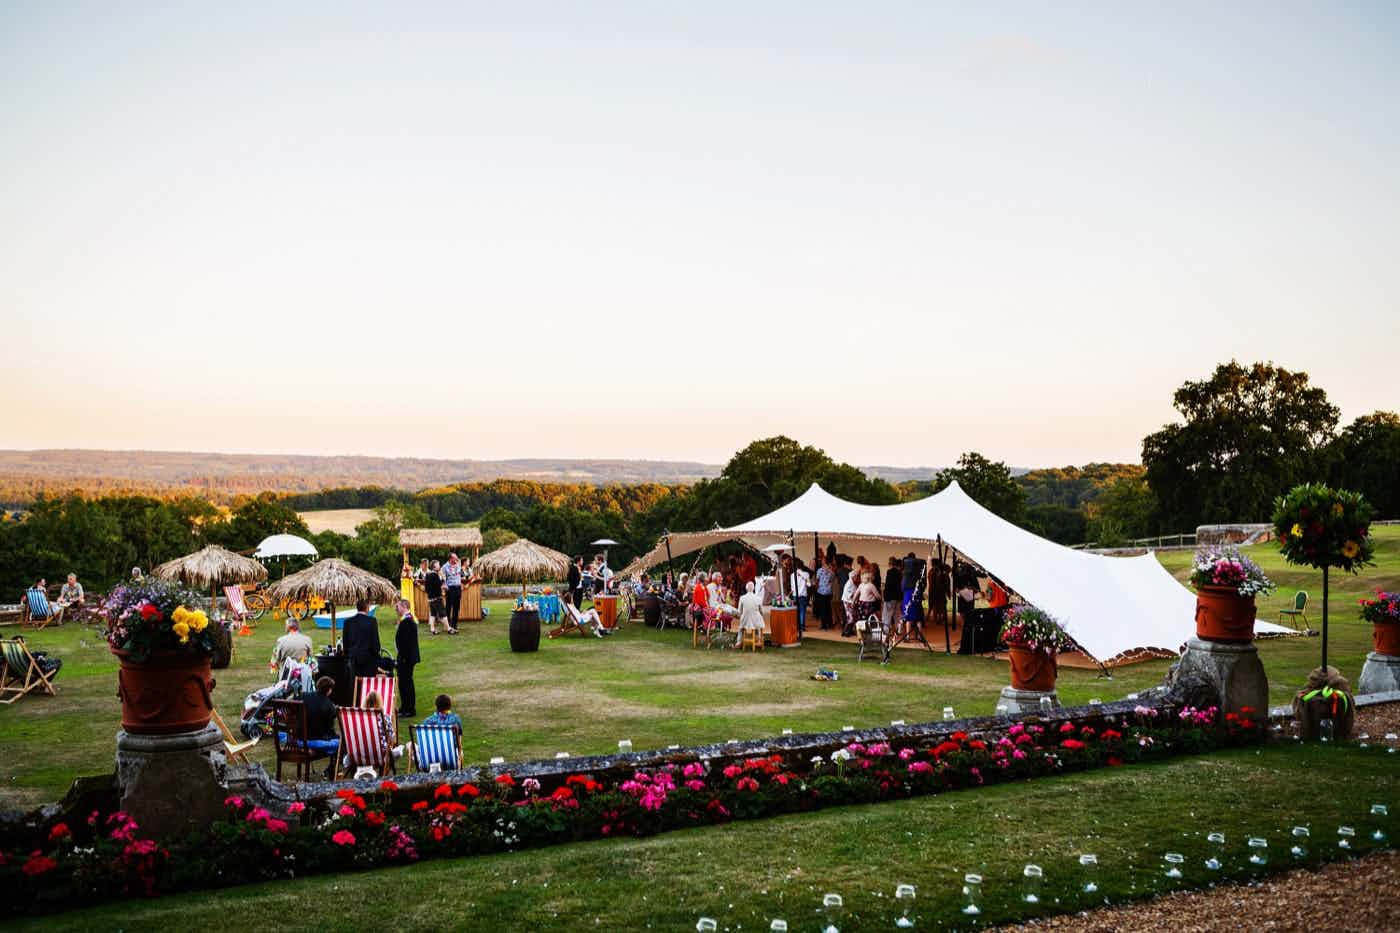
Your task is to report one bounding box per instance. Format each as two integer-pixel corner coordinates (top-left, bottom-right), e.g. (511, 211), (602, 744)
(1189, 546), (1275, 642)
(998, 606), (1070, 711)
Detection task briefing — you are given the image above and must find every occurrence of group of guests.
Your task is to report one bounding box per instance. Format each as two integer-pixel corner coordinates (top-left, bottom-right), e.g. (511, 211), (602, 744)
(406, 553), (479, 634)
(565, 553), (615, 609)
(294, 674), (462, 779)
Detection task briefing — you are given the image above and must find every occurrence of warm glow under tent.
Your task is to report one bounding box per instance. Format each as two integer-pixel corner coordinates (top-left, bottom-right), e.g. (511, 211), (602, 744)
(622, 482), (1292, 666)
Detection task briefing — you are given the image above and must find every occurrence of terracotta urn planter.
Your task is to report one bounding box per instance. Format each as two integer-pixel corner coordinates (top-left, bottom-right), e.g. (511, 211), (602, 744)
(1008, 645), (1057, 691)
(113, 649), (216, 735)
(1374, 623), (1400, 657)
(1194, 585), (1257, 642)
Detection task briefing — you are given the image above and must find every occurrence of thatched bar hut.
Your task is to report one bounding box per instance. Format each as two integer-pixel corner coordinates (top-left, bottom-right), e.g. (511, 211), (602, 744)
(398, 527), (485, 622)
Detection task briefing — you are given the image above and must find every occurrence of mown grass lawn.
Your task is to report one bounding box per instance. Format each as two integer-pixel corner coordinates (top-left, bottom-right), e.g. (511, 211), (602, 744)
(1, 528), (1395, 811)
(9, 743), (1395, 932)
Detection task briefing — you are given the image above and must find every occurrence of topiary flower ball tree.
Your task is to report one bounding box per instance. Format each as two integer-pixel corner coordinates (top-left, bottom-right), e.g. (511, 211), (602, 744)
(1272, 483), (1375, 671)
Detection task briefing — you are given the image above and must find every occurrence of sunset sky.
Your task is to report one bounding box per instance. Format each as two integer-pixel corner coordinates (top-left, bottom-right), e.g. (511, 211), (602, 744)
(2, 2), (1397, 469)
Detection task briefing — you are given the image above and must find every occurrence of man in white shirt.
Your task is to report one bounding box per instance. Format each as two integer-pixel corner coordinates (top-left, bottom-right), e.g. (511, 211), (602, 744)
(734, 581), (765, 647)
(791, 560), (811, 636)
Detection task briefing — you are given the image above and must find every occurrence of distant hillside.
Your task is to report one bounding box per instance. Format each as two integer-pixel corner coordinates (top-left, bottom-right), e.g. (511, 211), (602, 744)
(0, 449), (723, 505)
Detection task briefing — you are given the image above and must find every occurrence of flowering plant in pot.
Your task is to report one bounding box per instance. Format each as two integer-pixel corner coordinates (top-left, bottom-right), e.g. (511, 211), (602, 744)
(100, 578), (217, 735)
(999, 606), (1071, 691)
(1189, 545), (1274, 641)
(1358, 590), (1400, 656)
(1272, 483), (1375, 670)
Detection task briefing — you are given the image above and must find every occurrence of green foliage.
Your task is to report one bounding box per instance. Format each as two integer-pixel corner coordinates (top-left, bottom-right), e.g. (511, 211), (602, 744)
(210, 494), (310, 553)
(930, 452), (1025, 521)
(480, 527), (518, 553)
(1272, 483), (1374, 573)
(1018, 463), (1146, 509)
(1085, 476), (1159, 546)
(1143, 361), (1339, 528)
(1021, 503), (1087, 545)
(1329, 411), (1400, 517)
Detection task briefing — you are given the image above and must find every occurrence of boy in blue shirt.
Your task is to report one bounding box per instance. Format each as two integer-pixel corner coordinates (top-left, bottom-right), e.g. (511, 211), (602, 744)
(421, 694), (462, 731)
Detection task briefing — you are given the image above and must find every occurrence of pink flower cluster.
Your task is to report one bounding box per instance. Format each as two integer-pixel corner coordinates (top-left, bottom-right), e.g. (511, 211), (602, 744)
(619, 769), (675, 811)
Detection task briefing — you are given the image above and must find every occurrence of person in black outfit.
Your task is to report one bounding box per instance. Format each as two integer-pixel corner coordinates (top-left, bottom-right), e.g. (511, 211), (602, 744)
(341, 598), (381, 683)
(568, 556), (584, 611)
(302, 675), (339, 779)
(882, 556), (904, 631)
(901, 552), (925, 623)
(424, 561), (445, 634)
(394, 599), (420, 718)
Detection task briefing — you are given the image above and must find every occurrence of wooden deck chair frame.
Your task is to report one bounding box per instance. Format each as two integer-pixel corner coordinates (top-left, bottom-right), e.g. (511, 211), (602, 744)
(410, 724), (463, 773)
(354, 674), (399, 743)
(335, 706), (395, 780)
(549, 603), (597, 639)
(0, 637), (58, 704)
(212, 707), (259, 765)
(271, 699), (336, 782)
(224, 585), (254, 627)
(20, 589), (63, 630)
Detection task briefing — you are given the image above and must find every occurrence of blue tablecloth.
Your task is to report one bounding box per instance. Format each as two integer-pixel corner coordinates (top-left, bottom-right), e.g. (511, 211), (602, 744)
(526, 594), (562, 623)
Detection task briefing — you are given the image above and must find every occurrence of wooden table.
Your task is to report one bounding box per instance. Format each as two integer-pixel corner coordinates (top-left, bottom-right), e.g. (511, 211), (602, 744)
(767, 606), (799, 647)
(594, 594), (619, 629)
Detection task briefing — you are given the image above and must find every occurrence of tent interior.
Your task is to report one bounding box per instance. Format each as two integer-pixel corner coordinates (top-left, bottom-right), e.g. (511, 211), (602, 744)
(623, 482), (1293, 667)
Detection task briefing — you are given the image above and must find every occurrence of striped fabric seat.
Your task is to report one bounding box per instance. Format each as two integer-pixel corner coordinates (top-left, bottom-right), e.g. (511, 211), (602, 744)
(224, 586), (249, 620)
(412, 724), (461, 772)
(0, 638), (58, 704)
(25, 589), (56, 620)
(337, 706), (392, 778)
(355, 674), (397, 742)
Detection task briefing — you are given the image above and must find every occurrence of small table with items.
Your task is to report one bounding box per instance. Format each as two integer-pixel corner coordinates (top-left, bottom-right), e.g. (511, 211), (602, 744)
(525, 593), (562, 623)
(766, 606), (799, 647)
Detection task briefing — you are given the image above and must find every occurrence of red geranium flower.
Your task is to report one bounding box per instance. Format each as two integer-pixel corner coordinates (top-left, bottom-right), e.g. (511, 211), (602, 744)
(456, 784), (480, 798)
(48, 823), (71, 842)
(495, 773), (515, 786)
(411, 801), (429, 812)
(379, 780), (399, 793)
(22, 853), (58, 876)
(1061, 739), (1087, 751)
(551, 786), (574, 801)
(434, 784), (453, 800)
(365, 811), (386, 827)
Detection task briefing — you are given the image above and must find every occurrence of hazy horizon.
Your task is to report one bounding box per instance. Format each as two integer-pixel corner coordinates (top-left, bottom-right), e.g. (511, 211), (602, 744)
(4, 3), (1397, 466)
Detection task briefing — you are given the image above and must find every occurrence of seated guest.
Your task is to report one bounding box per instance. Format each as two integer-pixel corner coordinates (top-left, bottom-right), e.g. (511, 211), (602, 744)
(300, 675), (339, 779)
(361, 691), (406, 763)
(708, 572), (737, 618)
(58, 573), (84, 608)
(734, 581), (765, 647)
(422, 694), (463, 732)
(562, 591), (610, 637)
(271, 619), (313, 668)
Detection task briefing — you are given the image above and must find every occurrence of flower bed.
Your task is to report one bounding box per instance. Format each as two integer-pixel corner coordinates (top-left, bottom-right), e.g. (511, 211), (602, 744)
(0, 702), (1263, 916)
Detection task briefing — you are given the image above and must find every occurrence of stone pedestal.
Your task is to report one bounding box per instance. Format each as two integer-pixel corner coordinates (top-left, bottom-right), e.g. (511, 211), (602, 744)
(1357, 652), (1400, 696)
(1165, 637), (1267, 716)
(116, 724), (229, 838)
(999, 686), (1060, 715)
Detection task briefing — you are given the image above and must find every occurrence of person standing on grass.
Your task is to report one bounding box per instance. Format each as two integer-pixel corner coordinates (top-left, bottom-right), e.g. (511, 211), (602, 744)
(790, 558), (811, 637)
(883, 556), (903, 632)
(568, 555), (583, 609)
(394, 599), (419, 718)
(341, 599), (381, 681)
(424, 560), (445, 634)
(442, 552), (465, 633)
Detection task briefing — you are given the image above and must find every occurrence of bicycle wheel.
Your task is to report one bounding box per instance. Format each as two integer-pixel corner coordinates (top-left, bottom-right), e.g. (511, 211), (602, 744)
(245, 593), (271, 621)
(286, 599), (309, 621)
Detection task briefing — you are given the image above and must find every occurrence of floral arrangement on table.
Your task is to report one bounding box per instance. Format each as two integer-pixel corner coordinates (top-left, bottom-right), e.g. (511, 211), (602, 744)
(1358, 590), (1400, 625)
(1188, 545), (1275, 597)
(99, 578), (214, 661)
(1, 703), (1263, 914)
(1272, 483), (1374, 573)
(999, 606), (1072, 655)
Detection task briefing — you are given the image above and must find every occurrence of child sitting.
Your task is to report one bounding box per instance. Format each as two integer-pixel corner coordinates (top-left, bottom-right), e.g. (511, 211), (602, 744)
(421, 693), (462, 731)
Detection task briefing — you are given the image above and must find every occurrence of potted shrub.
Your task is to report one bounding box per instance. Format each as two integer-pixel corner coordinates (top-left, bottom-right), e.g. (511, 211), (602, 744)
(999, 606), (1070, 691)
(1189, 545), (1275, 642)
(1272, 483), (1375, 670)
(1359, 590), (1400, 656)
(100, 578), (218, 735)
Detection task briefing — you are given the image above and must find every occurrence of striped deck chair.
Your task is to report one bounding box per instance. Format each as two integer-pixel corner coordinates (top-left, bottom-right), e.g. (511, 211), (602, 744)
(336, 706), (394, 779)
(549, 602), (605, 639)
(354, 674), (398, 743)
(411, 724), (462, 773)
(21, 589), (63, 630)
(224, 585), (253, 625)
(0, 638), (58, 704)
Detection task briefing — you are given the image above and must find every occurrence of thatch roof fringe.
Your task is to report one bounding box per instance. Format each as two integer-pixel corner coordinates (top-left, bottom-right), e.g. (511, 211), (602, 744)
(473, 538), (571, 583)
(152, 545), (267, 589)
(399, 527), (483, 549)
(264, 558), (399, 606)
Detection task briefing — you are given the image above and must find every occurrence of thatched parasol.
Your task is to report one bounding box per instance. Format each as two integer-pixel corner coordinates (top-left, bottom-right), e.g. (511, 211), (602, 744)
(264, 558), (399, 643)
(474, 537), (571, 593)
(152, 545), (268, 615)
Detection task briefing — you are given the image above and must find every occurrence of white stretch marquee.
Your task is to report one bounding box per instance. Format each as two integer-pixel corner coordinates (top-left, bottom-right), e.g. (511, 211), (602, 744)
(623, 481), (1291, 665)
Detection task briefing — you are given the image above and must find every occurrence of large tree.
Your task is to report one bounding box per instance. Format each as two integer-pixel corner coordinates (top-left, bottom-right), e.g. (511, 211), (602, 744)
(1142, 361), (1338, 529)
(1329, 411), (1400, 518)
(930, 452), (1026, 521)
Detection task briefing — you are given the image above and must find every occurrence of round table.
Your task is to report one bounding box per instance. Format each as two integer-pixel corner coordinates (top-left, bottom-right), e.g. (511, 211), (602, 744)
(594, 595), (619, 629)
(768, 607), (799, 647)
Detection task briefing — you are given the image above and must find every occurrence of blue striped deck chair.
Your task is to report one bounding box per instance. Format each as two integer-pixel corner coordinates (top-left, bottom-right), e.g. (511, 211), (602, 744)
(0, 638), (58, 704)
(22, 588), (63, 630)
(411, 724), (461, 773)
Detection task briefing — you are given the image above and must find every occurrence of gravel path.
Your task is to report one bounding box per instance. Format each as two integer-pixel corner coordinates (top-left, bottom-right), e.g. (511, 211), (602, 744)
(996, 851), (1400, 932)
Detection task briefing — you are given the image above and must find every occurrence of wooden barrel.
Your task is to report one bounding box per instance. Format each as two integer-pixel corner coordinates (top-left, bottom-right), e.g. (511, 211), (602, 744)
(510, 608), (541, 653)
(595, 595), (619, 629)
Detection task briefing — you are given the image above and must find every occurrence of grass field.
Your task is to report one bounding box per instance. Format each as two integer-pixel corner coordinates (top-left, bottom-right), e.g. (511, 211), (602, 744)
(296, 508), (378, 535)
(0, 528), (1395, 812)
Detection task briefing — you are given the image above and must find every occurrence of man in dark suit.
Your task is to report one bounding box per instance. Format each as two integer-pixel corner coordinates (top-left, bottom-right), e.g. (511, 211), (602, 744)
(567, 556), (583, 610)
(394, 599), (420, 718)
(341, 598), (381, 683)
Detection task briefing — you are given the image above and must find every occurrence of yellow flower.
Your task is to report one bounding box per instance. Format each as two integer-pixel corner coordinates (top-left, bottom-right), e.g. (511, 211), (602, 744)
(189, 610), (209, 632)
(172, 620), (190, 640)
(172, 606), (189, 624)
(1342, 540), (1359, 559)
(1291, 523), (1303, 539)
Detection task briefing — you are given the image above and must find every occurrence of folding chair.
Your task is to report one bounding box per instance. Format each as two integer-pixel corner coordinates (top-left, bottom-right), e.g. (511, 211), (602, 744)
(549, 603), (604, 639)
(224, 585), (254, 627)
(354, 674), (398, 743)
(20, 588), (63, 630)
(336, 706), (395, 779)
(1278, 591), (1312, 633)
(856, 614), (892, 664)
(212, 707), (259, 765)
(0, 638), (58, 704)
(411, 724), (463, 773)
(272, 699), (338, 782)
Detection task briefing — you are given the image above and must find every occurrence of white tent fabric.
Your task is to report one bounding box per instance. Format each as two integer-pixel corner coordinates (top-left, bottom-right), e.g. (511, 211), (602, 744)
(623, 482), (1291, 664)
(254, 534), (319, 559)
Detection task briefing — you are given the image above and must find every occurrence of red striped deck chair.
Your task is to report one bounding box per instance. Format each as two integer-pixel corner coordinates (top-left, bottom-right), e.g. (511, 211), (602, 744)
(335, 706), (394, 779)
(224, 585), (252, 625)
(354, 674), (398, 743)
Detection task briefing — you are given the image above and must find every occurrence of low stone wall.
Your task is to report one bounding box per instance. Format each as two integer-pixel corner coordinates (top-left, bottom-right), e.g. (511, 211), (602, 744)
(1196, 523), (1274, 547)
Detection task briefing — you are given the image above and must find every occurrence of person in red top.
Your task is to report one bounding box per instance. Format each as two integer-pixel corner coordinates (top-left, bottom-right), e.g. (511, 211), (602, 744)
(692, 579), (709, 608)
(985, 577), (1009, 609)
(739, 553), (758, 589)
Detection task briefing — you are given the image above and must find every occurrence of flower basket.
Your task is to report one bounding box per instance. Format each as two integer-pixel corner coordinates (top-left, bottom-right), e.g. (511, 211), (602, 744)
(1373, 623), (1400, 656)
(112, 648), (215, 735)
(1194, 585), (1258, 642)
(1359, 590), (1400, 656)
(1007, 645), (1057, 691)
